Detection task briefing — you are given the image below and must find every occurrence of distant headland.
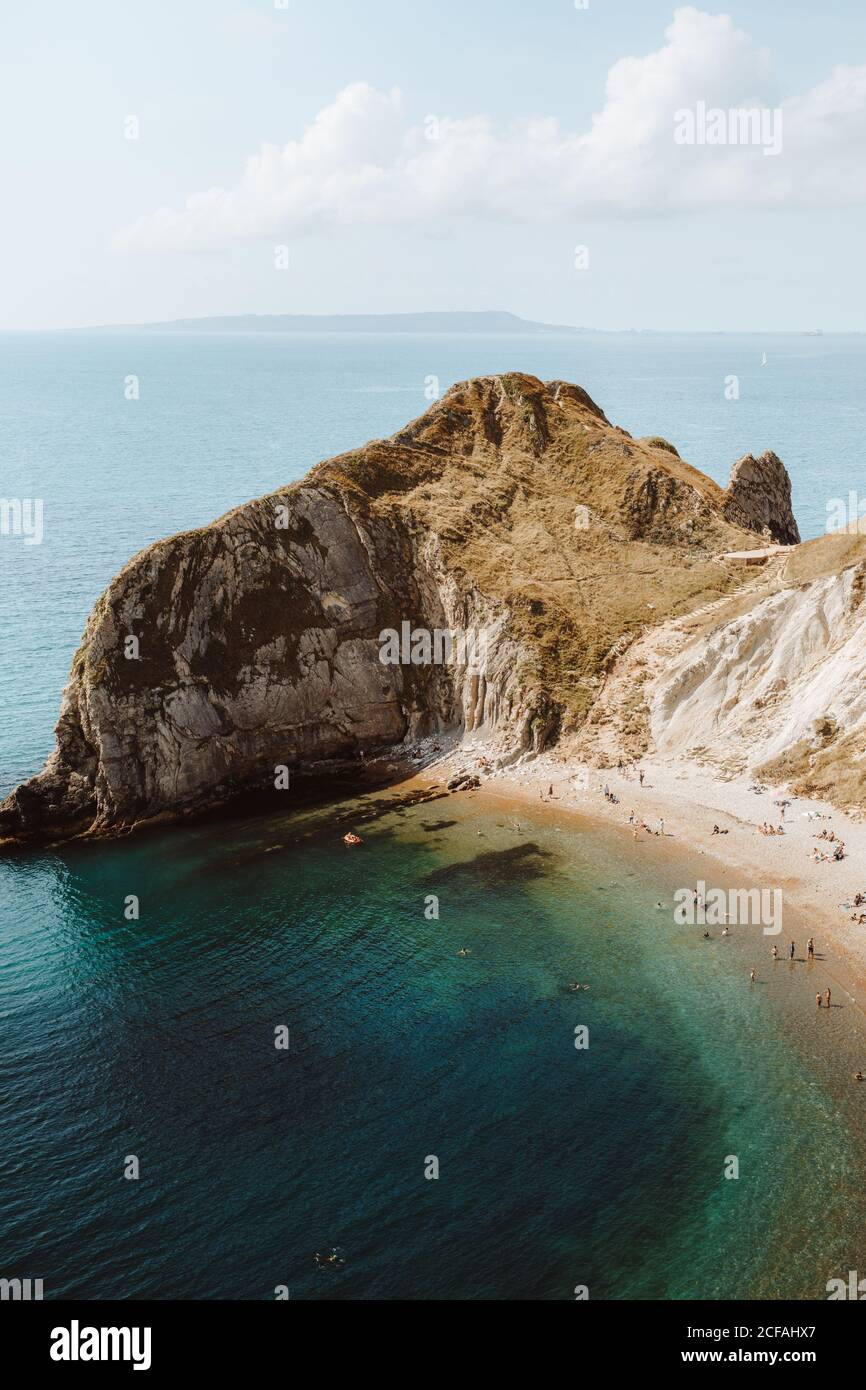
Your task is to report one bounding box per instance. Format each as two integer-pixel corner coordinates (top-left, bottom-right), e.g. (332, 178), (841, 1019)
(90, 310), (584, 335)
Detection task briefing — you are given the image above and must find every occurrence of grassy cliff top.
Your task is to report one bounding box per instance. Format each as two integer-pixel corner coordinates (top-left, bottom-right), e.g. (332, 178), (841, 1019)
(311, 372), (775, 728)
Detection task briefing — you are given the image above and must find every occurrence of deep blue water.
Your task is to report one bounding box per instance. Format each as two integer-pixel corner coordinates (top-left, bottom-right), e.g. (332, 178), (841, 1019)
(2, 331), (866, 1299)
(2, 786), (864, 1300)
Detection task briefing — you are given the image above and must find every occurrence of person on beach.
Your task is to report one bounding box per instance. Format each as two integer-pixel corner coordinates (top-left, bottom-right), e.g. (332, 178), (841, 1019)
(639, 770), (645, 787)
(772, 945), (778, 959)
(789, 941), (795, 960)
(750, 970), (756, 983)
(807, 937), (814, 959)
(825, 987), (831, 1008)
(659, 818), (665, 835)
(816, 993), (823, 1008)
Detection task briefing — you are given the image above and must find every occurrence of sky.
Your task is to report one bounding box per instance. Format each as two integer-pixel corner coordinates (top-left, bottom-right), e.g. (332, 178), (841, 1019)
(1, 0), (865, 331)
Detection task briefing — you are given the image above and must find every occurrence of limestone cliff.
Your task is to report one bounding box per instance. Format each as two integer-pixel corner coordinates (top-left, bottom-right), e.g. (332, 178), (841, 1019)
(0, 374), (800, 844)
(571, 530), (866, 816)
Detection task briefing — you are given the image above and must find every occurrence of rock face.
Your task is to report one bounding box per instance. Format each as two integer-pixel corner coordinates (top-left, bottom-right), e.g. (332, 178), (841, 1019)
(0, 374), (798, 844)
(650, 566), (866, 775)
(0, 490), (535, 842)
(723, 452), (801, 546)
(565, 529), (866, 812)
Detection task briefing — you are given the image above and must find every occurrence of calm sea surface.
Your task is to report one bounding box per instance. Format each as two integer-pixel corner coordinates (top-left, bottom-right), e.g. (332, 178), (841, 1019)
(1, 331), (865, 1298)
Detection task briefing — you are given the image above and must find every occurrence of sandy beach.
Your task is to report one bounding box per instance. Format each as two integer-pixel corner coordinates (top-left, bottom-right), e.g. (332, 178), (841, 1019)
(396, 739), (866, 1014)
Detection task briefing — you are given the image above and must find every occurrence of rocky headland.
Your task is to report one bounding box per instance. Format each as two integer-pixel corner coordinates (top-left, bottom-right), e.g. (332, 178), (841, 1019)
(3, 372), (864, 846)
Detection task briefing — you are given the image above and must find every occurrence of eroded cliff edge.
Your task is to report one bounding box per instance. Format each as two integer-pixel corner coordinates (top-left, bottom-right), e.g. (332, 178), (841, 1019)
(1, 373), (808, 844)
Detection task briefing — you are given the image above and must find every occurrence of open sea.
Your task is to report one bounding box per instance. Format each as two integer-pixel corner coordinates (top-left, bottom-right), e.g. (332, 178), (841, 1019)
(2, 330), (866, 1299)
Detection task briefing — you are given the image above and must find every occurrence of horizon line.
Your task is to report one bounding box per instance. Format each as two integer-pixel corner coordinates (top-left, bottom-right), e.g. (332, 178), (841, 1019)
(0, 311), (852, 337)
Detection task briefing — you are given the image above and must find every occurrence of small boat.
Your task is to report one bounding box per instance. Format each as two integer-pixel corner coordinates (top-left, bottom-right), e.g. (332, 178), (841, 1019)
(343, 832), (362, 846)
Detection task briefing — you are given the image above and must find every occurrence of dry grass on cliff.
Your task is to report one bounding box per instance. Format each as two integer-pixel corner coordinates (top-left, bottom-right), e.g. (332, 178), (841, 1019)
(781, 531), (866, 585)
(319, 373), (767, 730)
(757, 729), (866, 812)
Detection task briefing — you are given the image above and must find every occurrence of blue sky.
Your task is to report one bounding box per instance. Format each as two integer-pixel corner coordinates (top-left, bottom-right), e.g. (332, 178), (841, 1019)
(2, 0), (865, 330)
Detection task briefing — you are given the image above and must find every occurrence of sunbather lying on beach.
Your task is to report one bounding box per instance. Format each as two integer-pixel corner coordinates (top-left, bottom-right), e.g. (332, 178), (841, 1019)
(814, 842), (845, 862)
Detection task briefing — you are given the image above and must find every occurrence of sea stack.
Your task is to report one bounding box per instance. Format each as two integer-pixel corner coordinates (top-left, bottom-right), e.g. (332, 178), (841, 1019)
(723, 451), (801, 545)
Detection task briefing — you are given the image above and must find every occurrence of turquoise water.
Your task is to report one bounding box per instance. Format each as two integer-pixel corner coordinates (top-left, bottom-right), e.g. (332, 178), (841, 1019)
(2, 783), (865, 1300)
(2, 331), (866, 1299)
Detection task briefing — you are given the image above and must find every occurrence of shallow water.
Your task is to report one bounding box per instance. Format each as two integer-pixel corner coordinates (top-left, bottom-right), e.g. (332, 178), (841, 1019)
(1, 782), (864, 1300)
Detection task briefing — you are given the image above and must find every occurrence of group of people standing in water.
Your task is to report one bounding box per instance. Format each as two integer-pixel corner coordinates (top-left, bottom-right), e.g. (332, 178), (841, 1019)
(768, 937), (815, 963)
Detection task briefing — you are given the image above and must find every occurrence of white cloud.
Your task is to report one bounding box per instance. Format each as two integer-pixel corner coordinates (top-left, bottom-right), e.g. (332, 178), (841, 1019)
(115, 7), (866, 251)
